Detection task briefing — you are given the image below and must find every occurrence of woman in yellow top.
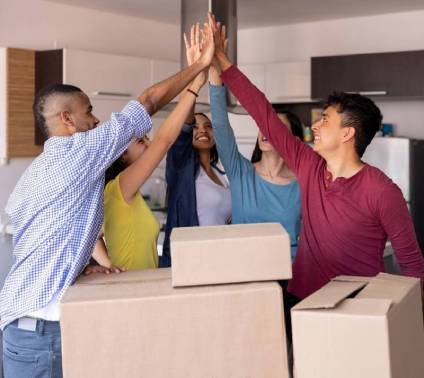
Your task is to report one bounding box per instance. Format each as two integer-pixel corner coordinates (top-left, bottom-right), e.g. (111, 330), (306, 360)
(92, 23), (212, 270)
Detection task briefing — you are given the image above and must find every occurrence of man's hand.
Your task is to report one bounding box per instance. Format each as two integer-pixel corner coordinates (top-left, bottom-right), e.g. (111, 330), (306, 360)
(83, 265), (126, 275)
(197, 20), (215, 69)
(184, 22), (207, 88)
(208, 12), (232, 71)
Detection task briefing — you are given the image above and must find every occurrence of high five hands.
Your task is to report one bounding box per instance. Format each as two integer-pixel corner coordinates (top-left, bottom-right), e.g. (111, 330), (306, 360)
(183, 12), (232, 85)
(184, 19), (214, 88)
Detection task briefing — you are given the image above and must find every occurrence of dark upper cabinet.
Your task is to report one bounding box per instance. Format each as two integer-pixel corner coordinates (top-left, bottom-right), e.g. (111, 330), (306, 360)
(311, 50), (424, 100)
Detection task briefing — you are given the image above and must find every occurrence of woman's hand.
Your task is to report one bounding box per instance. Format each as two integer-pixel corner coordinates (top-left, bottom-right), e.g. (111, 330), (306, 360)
(83, 265), (126, 275)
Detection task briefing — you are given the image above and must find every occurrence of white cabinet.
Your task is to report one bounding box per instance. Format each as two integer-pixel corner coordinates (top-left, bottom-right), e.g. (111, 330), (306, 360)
(238, 61), (311, 103)
(265, 61), (311, 103)
(61, 50), (181, 124)
(150, 59), (180, 84)
(64, 49), (151, 99)
(238, 64), (266, 93)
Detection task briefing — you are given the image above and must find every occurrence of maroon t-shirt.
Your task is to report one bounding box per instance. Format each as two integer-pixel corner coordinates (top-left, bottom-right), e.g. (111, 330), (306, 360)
(221, 65), (424, 299)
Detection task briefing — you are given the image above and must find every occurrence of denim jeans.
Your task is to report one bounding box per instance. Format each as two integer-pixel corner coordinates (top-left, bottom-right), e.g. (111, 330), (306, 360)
(2, 318), (62, 378)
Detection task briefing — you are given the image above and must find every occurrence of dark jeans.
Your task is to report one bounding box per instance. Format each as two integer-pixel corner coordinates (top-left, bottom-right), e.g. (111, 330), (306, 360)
(2, 318), (62, 378)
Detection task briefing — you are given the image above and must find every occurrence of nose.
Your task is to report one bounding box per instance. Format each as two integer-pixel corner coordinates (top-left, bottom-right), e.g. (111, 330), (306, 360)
(311, 120), (321, 132)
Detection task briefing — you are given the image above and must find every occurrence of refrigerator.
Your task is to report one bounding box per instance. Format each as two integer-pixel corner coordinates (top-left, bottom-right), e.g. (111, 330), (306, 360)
(362, 137), (424, 252)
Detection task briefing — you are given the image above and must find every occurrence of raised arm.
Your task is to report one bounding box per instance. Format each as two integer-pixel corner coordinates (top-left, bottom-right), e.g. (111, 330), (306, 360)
(209, 13), (317, 176)
(119, 24), (213, 203)
(208, 26), (245, 179)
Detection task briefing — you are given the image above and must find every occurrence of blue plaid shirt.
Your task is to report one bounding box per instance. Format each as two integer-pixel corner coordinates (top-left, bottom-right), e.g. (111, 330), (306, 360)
(0, 100), (152, 329)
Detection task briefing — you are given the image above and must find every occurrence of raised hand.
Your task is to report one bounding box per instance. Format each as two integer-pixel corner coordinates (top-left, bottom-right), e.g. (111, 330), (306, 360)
(184, 23), (202, 66)
(208, 12), (232, 71)
(197, 21), (215, 68)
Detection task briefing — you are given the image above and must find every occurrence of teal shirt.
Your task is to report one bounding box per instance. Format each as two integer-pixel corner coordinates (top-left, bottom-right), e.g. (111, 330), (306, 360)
(209, 84), (301, 260)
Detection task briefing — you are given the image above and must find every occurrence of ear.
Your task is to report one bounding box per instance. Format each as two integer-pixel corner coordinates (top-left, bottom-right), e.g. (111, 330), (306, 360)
(59, 111), (76, 133)
(342, 126), (356, 143)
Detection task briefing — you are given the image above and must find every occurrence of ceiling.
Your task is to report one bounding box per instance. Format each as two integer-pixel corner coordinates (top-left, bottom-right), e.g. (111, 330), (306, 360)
(46, 0), (424, 29)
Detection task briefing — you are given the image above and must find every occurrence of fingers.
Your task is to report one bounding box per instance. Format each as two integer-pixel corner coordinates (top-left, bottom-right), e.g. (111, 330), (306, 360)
(195, 22), (200, 47)
(221, 24), (226, 41)
(190, 24), (195, 47)
(183, 32), (189, 51)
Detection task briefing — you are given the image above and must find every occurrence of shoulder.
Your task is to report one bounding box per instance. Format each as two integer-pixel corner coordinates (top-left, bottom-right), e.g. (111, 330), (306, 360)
(361, 164), (405, 208)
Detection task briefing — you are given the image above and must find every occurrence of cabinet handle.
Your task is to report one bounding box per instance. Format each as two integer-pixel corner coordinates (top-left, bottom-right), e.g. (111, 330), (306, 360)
(346, 91), (387, 96)
(92, 91), (132, 97)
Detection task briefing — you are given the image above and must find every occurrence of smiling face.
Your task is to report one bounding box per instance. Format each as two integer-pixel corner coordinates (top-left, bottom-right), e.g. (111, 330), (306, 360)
(192, 114), (215, 151)
(311, 105), (349, 157)
(257, 113), (292, 152)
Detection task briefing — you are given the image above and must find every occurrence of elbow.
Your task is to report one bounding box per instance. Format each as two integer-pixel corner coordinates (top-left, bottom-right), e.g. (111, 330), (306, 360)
(138, 89), (157, 116)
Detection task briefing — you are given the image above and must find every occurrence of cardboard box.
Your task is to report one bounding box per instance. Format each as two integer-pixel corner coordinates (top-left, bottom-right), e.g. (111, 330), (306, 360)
(291, 273), (424, 378)
(171, 223), (292, 287)
(61, 268), (289, 378)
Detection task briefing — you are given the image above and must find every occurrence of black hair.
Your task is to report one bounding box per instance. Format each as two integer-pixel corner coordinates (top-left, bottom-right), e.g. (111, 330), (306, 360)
(325, 92), (383, 157)
(33, 84), (83, 138)
(194, 112), (219, 165)
(251, 110), (303, 163)
(105, 157), (128, 186)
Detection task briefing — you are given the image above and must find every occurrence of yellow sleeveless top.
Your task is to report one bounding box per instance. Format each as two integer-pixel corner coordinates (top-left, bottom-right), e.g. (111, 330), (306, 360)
(104, 175), (159, 270)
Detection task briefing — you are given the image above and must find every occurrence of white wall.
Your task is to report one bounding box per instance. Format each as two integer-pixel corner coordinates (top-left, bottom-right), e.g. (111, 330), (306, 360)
(238, 10), (424, 139)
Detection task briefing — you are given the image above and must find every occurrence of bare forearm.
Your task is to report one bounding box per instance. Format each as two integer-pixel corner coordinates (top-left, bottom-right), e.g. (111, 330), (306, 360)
(92, 239), (112, 268)
(138, 61), (206, 116)
(209, 64), (222, 86)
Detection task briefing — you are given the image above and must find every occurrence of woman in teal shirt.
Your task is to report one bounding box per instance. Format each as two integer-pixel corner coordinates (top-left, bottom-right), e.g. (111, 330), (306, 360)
(209, 66), (302, 261)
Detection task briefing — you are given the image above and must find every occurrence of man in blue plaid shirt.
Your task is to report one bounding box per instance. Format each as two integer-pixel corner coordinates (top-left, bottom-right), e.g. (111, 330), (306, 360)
(0, 37), (215, 377)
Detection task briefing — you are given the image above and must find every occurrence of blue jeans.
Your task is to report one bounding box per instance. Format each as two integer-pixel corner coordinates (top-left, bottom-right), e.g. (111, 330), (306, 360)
(2, 318), (62, 378)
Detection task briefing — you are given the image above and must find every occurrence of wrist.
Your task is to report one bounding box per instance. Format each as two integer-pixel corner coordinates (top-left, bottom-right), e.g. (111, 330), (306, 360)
(216, 51), (232, 71)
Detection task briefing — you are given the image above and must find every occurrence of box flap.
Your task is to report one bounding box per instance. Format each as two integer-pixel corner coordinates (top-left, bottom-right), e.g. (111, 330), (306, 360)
(356, 272), (420, 305)
(292, 280), (368, 311)
(332, 275), (373, 283)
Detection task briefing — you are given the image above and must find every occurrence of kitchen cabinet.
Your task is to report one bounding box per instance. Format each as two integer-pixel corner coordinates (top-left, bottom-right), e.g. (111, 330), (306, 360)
(265, 61), (311, 103)
(238, 64), (266, 93)
(311, 50), (424, 100)
(35, 49), (179, 144)
(239, 61), (312, 103)
(0, 48), (42, 159)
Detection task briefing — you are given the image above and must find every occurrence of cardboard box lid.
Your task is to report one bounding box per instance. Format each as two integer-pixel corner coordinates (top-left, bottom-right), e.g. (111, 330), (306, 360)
(292, 280), (369, 311)
(292, 273), (420, 314)
(61, 268), (280, 306)
(356, 272), (420, 305)
(171, 222), (287, 242)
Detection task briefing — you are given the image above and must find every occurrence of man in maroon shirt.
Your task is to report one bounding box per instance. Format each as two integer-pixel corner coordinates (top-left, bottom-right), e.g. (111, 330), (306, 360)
(209, 14), (424, 303)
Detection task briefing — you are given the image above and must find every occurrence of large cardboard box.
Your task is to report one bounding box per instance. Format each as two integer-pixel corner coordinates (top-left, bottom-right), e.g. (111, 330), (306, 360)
(61, 268), (289, 378)
(291, 273), (424, 378)
(171, 223), (292, 287)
